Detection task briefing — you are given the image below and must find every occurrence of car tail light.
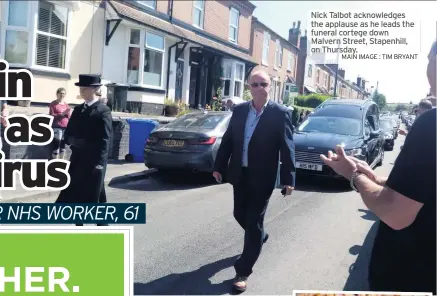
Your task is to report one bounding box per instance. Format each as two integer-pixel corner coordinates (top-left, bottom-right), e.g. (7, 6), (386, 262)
(146, 136), (158, 144)
(197, 137), (217, 145)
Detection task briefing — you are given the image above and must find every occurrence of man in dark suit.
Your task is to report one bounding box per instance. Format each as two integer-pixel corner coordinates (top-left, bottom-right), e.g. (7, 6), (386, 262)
(213, 68), (296, 292)
(56, 74), (112, 226)
(427, 40), (436, 97)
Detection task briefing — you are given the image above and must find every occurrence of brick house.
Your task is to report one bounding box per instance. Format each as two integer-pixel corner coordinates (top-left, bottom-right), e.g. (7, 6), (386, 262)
(0, 0), (105, 105)
(249, 17), (299, 103)
(292, 20), (370, 100)
(103, 0), (257, 114)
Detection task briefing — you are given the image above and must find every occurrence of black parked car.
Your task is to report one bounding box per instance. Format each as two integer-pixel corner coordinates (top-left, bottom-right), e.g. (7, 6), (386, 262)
(379, 118), (395, 151)
(144, 111), (232, 172)
(294, 98), (385, 178)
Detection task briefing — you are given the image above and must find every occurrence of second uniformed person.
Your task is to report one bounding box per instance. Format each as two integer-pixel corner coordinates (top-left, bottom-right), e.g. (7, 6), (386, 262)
(56, 74), (112, 226)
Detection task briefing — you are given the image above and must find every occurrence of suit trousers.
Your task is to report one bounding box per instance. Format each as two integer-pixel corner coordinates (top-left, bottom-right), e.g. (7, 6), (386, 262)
(233, 167), (274, 277)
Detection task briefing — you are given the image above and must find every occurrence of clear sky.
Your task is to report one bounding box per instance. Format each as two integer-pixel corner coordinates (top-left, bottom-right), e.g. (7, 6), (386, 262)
(253, 1), (437, 104)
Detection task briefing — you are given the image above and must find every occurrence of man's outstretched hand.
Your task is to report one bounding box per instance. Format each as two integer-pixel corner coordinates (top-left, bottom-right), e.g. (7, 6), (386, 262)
(398, 128), (408, 136)
(212, 171), (222, 183)
(320, 145), (357, 180)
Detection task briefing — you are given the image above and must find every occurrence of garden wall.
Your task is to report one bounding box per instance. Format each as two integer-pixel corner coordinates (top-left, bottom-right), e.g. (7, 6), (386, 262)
(1, 118), (166, 161)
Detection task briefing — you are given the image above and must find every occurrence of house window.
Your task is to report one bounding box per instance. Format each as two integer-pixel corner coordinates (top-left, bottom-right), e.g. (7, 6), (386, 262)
(144, 32), (164, 87)
(287, 52), (292, 71)
(262, 32), (270, 65)
(137, 1), (156, 9)
(127, 29), (141, 84)
(316, 69), (320, 84)
(221, 59), (245, 98)
(308, 64), (313, 78)
(269, 78), (275, 98)
(35, 1), (68, 69)
(229, 7), (239, 43)
(221, 62), (232, 97)
(274, 39), (282, 69)
(234, 63), (244, 98)
(278, 43), (283, 67)
(3, 0), (71, 70)
(126, 29), (165, 88)
(193, 0), (204, 29)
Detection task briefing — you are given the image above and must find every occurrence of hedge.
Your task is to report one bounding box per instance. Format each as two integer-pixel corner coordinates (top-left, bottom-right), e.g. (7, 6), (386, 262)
(294, 93), (331, 109)
(291, 105), (314, 126)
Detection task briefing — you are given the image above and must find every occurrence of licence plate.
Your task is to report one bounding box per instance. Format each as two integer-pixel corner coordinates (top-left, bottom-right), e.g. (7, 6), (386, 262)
(162, 139), (185, 147)
(296, 162), (323, 171)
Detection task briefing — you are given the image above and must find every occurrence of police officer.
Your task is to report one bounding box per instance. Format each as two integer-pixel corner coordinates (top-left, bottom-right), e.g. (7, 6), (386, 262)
(55, 74), (112, 226)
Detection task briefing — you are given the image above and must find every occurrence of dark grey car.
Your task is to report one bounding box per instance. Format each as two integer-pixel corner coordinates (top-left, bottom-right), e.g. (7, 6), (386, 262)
(144, 111), (232, 172)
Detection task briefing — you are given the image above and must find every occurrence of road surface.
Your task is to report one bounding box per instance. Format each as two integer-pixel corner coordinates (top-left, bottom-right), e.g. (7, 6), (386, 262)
(124, 137), (402, 295)
(27, 137), (404, 295)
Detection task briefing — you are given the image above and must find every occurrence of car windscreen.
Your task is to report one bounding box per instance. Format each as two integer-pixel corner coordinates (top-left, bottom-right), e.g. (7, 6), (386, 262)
(314, 104), (363, 119)
(380, 120), (392, 131)
(164, 114), (227, 129)
(298, 116), (362, 136)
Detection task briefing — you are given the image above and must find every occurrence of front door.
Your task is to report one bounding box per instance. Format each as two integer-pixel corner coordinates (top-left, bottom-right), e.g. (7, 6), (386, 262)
(189, 63), (198, 107)
(175, 60), (184, 102)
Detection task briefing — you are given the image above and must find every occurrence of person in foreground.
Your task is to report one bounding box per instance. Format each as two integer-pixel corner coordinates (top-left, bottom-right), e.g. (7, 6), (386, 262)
(320, 40), (437, 293)
(56, 75), (113, 226)
(213, 68), (296, 293)
(398, 98), (432, 136)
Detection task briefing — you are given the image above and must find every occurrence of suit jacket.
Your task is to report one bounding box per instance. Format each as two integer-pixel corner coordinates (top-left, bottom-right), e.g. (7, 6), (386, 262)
(214, 100), (296, 189)
(57, 101), (112, 203)
(64, 101), (112, 168)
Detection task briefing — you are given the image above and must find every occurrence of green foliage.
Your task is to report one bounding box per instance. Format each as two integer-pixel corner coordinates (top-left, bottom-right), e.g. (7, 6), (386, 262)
(243, 86), (252, 101)
(206, 87), (222, 111)
(385, 103), (414, 113)
(283, 94), (296, 106)
(164, 97), (178, 106)
(290, 105), (314, 126)
(394, 104), (409, 112)
(372, 91), (387, 110)
(294, 93), (331, 108)
(216, 87), (223, 101)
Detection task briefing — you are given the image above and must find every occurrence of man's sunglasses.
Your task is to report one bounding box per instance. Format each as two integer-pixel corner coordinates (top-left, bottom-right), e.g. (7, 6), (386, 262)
(250, 82), (269, 88)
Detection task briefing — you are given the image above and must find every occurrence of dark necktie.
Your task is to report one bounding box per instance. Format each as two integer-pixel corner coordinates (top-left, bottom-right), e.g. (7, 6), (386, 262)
(81, 103), (88, 113)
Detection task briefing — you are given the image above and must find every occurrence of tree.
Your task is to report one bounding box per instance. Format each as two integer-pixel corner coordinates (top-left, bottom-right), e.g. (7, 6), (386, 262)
(372, 91), (387, 110)
(395, 104), (408, 112)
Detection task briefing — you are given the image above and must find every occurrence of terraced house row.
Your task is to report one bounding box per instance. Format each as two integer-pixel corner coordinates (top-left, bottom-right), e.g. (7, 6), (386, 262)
(0, 0), (371, 114)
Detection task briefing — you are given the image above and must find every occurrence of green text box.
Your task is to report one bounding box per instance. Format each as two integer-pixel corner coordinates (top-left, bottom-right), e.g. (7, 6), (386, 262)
(0, 233), (125, 295)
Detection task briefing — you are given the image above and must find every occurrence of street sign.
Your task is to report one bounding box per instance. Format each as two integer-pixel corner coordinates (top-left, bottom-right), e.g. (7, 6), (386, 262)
(290, 86), (298, 93)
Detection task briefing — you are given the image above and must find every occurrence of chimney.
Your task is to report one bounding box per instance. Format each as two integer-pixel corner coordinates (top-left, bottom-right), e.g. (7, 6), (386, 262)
(288, 20), (301, 48)
(357, 77), (362, 89)
(338, 68), (345, 79)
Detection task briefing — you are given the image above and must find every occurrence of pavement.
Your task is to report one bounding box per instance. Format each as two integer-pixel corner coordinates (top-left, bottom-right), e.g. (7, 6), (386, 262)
(21, 134), (405, 295)
(1, 161), (155, 202)
(7, 105), (176, 123)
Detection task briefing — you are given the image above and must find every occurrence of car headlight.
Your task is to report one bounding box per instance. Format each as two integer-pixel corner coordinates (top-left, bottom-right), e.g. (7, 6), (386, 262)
(345, 148), (362, 156)
(384, 134), (393, 139)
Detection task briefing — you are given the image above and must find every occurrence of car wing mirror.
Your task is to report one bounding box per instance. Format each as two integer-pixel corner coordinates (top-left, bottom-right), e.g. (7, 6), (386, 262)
(369, 130), (380, 138)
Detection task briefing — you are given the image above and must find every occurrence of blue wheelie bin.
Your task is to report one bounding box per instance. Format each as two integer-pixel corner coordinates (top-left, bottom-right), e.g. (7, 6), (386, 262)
(125, 118), (158, 162)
